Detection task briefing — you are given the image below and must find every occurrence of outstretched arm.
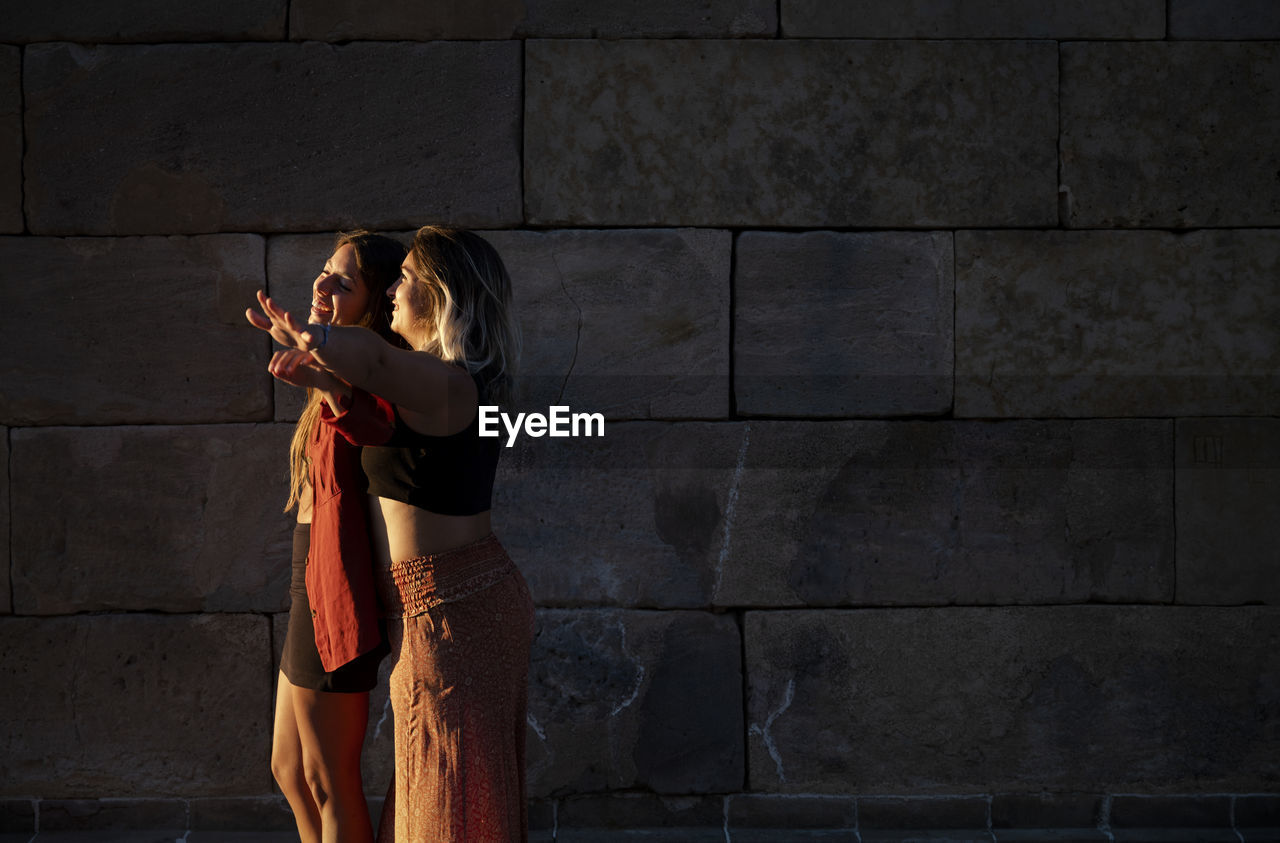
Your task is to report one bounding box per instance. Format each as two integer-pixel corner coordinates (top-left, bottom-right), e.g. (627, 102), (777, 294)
(267, 348), (352, 415)
(246, 290), (474, 419)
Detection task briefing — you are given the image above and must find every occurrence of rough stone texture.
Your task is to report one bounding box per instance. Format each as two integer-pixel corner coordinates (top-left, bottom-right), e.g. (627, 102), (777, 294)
(715, 420), (1173, 607)
(37, 800), (186, 830)
(745, 607), (1280, 793)
(1171, 1), (1280, 38)
(1110, 795), (1232, 828)
(292, 0), (775, 39)
(784, 0), (1163, 38)
(11, 424), (294, 613)
(493, 422), (747, 608)
(487, 229), (731, 419)
(0, 801), (33, 832)
(558, 829), (725, 842)
(270, 612), (396, 797)
(188, 796), (299, 831)
(526, 610), (742, 796)
(1177, 419), (1280, 605)
(0, 49), (18, 234)
(526, 40), (1057, 227)
(998, 832), (1108, 843)
(728, 795), (857, 829)
(0, 429), (7, 615)
(0, 235), (269, 425)
(0, 614), (270, 797)
(735, 231), (953, 417)
(1238, 795), (1280, 825)
(1061, 43), (1280, 228)
(187, 834), (302, 843)
(2, 1), (287, 42)
(955, 231), (1280, 418)
(1242, 831), (1280, 843)
(558, 794), (725, 830)
(858, 797), (988, 829)
(24, 43), (521, 235)
(991, 794), (1105, 828)
(18, 833), (187, 843)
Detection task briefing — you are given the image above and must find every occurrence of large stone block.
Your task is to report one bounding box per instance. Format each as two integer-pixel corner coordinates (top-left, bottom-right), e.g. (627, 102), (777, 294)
(955, 230), (1280, 417)
(11, 424), (295, 613)
(487, 229), (731, 419)
(493, 422), (748, 608)
(188, 795), (298, 831)
(527, 609), (742, 795)
(0, 49), (18, 234)
(0, 235), (269, 425)
(727, 794), (857, 832)
(735, 231), (952, 417)
(526, 40), (1057, 227)
(0, 614), (271, 797)
(991, 793), (1106, 829)
(714, 420), (1173, 607)
(4, 2), (286, 42)
(557, 794), (725, 835)
(784, 0), (1163, 38)
(1062, 43), (1280, 227)
(36, 799), (186, 832)
(1176, 419), (1280, 605)
(24, 43), (521, 235)
(745, 607), (1280, 793)
(292, 0), (775, 39)
(0, 429), (7, 615)
(1171, 1), (1280, 38)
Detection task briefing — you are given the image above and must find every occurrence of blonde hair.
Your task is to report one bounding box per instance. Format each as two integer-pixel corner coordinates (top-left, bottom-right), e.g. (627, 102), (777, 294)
(285, 231), (407, 513)
(406, 226), (521, 407)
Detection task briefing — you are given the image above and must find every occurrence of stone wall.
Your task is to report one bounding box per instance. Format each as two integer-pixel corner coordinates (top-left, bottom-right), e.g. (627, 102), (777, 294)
(2, 1), (1279, 840)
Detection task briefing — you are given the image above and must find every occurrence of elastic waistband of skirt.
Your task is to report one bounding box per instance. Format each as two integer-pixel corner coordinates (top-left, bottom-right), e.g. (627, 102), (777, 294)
(376, 533), (514, 618)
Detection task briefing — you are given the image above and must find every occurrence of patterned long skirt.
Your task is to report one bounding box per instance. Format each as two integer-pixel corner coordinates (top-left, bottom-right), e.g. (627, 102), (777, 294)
(374, 534), (535, 842)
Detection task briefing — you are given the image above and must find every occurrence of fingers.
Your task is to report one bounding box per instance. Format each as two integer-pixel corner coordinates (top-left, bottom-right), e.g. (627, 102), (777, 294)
(269, 348), (309, 377)
(248, 290), (316, 350)
(268, 348), (334, 390)
(244, 307), (271, 330)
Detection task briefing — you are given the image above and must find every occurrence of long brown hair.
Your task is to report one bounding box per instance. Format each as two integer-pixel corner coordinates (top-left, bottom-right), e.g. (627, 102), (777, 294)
(406, 226), (520, 406)
(285, 231), (407, 513)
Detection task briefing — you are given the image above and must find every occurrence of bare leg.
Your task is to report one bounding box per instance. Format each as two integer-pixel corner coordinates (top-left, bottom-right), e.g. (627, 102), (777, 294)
(272, 672), (322, 843)
(293, 685), (375, 843)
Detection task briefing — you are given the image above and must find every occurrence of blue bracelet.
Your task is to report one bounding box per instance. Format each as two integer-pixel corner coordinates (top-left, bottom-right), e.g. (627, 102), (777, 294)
(307, 322), (331, 349)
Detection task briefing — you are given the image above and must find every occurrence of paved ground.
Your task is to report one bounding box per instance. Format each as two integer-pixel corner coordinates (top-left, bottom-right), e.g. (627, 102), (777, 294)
(2, 830), (1276, 842)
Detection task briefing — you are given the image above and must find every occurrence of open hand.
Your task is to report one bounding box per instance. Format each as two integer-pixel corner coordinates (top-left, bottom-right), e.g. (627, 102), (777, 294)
(268, 348), (340, 391)
(245, 290), (323, 352)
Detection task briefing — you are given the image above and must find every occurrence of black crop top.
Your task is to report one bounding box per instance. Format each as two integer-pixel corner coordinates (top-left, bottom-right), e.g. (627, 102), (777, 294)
(360, 382), (501, 516)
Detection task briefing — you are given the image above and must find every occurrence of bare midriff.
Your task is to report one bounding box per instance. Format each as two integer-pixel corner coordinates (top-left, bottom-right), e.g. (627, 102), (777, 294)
(368, 495), (493, 567)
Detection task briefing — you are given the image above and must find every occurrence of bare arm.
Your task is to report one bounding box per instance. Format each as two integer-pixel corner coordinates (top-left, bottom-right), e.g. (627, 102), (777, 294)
(247, 290), (474, 421)
(267, 348), (351, 415)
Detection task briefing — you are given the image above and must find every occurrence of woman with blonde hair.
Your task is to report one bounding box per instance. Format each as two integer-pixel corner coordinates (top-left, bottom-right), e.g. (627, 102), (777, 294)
(270, 230), (407, 843)
(249, 226), (535, 842)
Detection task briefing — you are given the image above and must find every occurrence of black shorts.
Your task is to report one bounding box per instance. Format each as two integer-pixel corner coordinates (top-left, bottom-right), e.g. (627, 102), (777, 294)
(280, 522), (389, 693)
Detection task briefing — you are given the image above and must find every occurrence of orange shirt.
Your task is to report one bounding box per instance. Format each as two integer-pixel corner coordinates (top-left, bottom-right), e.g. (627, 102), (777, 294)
(307, 388), (395, 672)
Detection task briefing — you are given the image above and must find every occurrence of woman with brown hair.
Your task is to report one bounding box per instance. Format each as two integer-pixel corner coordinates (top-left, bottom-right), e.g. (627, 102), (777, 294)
(269, 231), (406, 843)
(249, 226), (535, 842)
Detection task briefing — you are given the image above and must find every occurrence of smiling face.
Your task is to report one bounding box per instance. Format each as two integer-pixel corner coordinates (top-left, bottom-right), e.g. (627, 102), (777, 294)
(310, 243), (371, 326)
(387, 253), (437, 348)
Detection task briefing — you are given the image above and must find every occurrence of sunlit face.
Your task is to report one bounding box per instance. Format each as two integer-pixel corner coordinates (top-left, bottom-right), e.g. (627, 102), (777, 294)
(310, 243), (371, 326)
(387, 255), (433, 346)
